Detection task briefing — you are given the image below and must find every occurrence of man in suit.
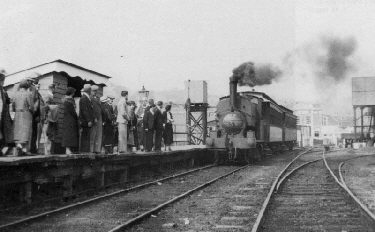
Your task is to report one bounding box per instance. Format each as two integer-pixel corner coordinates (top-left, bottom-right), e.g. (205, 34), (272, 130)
(79, 84), (95, 152)
(90, 85), (103, 154)
(143, 103), (155, 152)
(116, 91), (129, 153)
(154, 101), (165, 152)
(28, 77), (44, 154)
(140, 99), (154, 151)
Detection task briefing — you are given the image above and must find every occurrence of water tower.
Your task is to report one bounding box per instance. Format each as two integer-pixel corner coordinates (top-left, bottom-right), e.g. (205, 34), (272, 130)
(352, 77), (375, 142)
(184, 80), (208, 145)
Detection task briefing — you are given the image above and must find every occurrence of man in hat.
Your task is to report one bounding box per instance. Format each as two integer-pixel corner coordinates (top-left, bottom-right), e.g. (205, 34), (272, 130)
(79, 84), (95, 152)
(89, 85), (103, 154)
(116, 90), (129, 153)
(154, 101), (165, 152)
(143, 102), (156, 152)
(27, 75), (45, 154)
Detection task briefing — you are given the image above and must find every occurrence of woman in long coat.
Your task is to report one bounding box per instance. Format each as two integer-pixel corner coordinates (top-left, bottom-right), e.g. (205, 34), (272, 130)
(62, 87), (79, 154)
(163, 104), (174, 151)
(12, 80), (33, 155)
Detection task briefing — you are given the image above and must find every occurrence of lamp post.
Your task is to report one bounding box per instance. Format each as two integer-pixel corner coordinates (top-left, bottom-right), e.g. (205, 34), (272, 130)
(138, 85), (149, 108)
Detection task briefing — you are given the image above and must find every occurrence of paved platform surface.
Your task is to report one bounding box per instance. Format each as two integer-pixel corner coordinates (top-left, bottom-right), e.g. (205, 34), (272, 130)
(0, 145), (206, 166)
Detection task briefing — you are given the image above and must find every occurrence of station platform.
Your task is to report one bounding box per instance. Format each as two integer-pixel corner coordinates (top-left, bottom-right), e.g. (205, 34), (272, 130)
(0, 145), (218, 208)
(0, 145), (206, 166)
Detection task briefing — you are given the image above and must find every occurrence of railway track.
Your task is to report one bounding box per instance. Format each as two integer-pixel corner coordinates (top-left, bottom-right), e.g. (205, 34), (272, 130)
(201, 148), (317, 231)
(0, 164), (218, 231)
(252, 150), (375, 232)
(1, 164), (252, 232)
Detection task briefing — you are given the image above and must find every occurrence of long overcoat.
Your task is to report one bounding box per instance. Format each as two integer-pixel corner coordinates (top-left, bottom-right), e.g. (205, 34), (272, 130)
(143, 109), (155, 151)
(102, 102), (114, 146)
(62, 98), (79, 147)
(12, 89), (33, 143)
(0, 88), (13, 143)
(163, 111), (173, 146)
(79, 94), (94, 152)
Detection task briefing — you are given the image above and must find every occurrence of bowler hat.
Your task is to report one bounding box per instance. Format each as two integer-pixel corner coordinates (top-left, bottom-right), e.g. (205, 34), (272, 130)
(91, 85), (99, 91)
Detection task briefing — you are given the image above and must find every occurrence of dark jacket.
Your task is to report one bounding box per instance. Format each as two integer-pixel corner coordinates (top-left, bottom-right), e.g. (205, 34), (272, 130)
(79, 94), (94, 127)
(154, 108), (165, 130)
(143, 110), (155, 131)
(62, 98), (79, 147)
(0, 88), (13, 143)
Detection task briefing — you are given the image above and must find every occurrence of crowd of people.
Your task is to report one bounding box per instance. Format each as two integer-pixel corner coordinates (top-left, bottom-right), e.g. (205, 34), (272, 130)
(0, 72), (174, 156)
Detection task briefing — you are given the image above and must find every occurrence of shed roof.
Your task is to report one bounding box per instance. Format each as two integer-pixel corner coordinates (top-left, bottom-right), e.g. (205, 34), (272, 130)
(4, 59), (111, 87)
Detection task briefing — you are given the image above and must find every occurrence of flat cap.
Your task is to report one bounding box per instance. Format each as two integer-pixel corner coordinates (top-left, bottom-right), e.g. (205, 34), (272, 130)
(91, 85), (99, 91)
(156, 101), (163, 106)
(82, 84), (91, 92)
(100, 96), (109, 102)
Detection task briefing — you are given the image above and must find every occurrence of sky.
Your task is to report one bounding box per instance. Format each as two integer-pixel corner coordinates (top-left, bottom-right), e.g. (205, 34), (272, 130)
(2, 0), (375, 113)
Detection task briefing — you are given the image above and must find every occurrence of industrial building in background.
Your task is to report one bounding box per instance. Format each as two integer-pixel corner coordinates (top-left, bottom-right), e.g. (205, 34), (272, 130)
(352, 76), (375, 144)
(294, 102), (353, 147)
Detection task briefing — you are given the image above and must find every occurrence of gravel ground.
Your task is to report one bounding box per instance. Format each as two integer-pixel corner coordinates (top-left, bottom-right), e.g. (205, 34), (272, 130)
(0, 165), (207, 226)
(342, 154), (375, 215)
(128, 149), (316, 232)
(8, 166), (239, 232)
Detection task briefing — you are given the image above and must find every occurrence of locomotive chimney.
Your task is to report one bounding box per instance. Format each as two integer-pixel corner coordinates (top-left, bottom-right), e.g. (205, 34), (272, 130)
(229, 76), (238, 111)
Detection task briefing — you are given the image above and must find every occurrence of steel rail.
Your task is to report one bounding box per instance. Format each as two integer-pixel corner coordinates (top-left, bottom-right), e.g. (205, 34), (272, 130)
(276, 158), (322, 192)
(339, 161), (375, 221)
(107, 164), (251, 232)
(250, 148), (314, 232)
(0, 164), (217, 231)
(323, 152), (375, 222)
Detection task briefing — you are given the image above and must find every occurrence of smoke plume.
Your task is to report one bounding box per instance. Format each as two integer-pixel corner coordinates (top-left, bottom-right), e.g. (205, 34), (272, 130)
(232, 62), (282, 87)
(281, 35), (358, 113)
(315, 36), (357, 83)
(253, 64), (282, 86)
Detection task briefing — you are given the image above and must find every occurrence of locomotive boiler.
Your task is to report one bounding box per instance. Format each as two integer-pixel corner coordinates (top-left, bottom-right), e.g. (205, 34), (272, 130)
(206, 63), (297, 163)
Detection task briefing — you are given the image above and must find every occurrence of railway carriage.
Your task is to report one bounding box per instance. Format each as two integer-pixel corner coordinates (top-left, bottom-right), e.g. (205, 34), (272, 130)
(207, 75), (297, 163)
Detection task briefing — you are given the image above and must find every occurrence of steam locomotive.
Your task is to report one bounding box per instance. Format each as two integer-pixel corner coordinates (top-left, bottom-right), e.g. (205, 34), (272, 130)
(206, 64), (297, 163)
